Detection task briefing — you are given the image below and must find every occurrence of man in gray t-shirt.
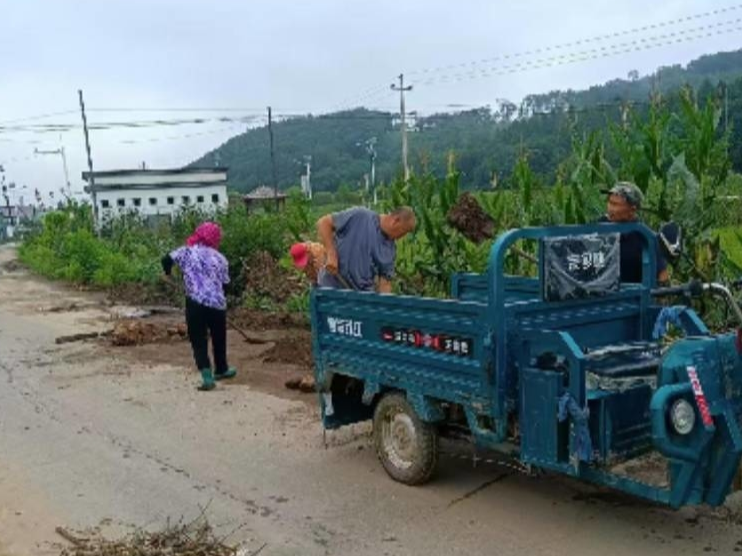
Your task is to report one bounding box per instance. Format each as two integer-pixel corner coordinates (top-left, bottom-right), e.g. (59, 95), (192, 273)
(316, 206), (416, 292)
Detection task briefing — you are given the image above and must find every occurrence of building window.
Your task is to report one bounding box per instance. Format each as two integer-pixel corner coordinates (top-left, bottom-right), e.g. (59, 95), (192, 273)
(196, 195), (204, 204)
(182, 196), (191, 205)
(211, 193), (220, 203)
(117, 198), (125, 207)
(167, 197), (175, 205)
(101, 200), (110, 209)
(149, 197), (157, 206)
(133, 198), (142, 207)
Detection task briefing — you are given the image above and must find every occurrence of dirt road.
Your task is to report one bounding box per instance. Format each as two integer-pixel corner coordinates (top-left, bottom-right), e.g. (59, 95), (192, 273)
(2, 245), (742, 556)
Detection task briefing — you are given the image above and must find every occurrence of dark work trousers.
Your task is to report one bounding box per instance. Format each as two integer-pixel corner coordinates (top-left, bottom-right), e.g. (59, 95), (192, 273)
(185, 297), (228, 373)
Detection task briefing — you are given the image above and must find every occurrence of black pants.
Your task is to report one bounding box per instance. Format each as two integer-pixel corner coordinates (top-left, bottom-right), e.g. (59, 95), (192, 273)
(185, 297), (228, 373)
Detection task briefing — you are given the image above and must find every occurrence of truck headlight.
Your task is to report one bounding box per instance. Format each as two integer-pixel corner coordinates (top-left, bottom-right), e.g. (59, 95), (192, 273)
(670, 399), (696, 435)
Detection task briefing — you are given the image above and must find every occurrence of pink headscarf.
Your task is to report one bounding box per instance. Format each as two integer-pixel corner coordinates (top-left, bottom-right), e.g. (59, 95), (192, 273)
(186, 222), (222, 250)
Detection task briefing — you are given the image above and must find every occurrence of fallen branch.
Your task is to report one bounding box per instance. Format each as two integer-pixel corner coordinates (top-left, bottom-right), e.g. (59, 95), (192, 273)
(55, 527), (87, 546)
(55, 331), (111, 345)
(141, 305), (182, 315)
(55, 516), (239, 556)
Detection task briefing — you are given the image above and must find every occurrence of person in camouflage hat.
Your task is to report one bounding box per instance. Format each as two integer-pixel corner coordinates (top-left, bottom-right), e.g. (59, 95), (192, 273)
(607, 181), (644, 217)
(601, 181), (668, 284)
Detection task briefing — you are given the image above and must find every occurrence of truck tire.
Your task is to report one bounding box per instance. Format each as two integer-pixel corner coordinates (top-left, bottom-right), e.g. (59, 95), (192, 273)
(373, 392), (438, 485)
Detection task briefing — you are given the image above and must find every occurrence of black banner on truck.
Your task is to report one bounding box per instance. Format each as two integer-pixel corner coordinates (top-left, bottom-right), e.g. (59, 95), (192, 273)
(380, 327), (473, 358)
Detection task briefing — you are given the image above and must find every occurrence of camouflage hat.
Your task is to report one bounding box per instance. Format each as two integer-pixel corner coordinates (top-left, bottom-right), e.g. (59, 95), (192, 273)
(607, 181), (643, 208)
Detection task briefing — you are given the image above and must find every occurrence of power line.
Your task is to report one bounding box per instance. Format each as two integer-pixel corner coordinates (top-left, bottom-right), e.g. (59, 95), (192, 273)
(0, 114), (269, 134)
(118, 123), (251, 144)
(416, 19), (742, 87)
(3, 28), (737, 140)
(0, 154), (38, 166)
(0, 110), (78, 126)
(89, 107), (270, 113)
(334, 84), (393, 112)
(407, 3), (742, 78)
(307, 6), (742, 116)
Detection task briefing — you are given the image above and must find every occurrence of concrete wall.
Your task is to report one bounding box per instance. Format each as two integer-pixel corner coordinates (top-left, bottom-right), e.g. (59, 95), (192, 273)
(97, 184), (228, 223)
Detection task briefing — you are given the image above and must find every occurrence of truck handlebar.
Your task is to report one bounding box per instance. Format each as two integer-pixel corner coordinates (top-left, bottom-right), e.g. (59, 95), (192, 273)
(651, 280), (704, 298)
(652, 280), (742, 328)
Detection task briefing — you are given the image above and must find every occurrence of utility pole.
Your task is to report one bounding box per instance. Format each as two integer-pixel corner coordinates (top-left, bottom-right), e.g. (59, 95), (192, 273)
(267, 106), (279, 210)
(34, 147), (71, 196)
(303, 155), (312, 200)
(390, 74), (412, 181)
(78, 90), (97, 222)
(61, 146), (70, 193)
(365, 137), (377, 205)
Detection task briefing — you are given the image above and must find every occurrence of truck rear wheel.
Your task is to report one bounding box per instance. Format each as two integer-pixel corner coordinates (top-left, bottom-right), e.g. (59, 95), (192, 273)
(373, 392), (438, 485)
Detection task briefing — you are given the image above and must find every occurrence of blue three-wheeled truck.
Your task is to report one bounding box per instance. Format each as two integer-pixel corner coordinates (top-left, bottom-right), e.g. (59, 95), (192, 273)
(310, 223), (742, 508)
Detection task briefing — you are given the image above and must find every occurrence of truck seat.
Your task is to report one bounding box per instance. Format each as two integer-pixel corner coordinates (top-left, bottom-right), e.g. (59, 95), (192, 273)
(583, 341), (661, 379)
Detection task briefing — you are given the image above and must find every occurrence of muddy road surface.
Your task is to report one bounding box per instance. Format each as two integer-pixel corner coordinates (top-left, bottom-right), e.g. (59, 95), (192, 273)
(1, 245), (742, 555)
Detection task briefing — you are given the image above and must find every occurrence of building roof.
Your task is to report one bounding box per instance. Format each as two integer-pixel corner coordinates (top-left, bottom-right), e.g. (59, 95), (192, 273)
(82, 167), (228, 179)
(82, 166), (229, 192)
(244, 186), (287, 200)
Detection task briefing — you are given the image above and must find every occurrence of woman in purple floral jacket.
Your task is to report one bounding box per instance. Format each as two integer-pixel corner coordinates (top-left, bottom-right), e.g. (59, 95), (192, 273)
(161, 222), (236, 391)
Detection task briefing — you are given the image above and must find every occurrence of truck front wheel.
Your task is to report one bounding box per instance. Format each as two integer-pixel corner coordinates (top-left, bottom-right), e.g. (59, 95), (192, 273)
(373, 393), (438, 485)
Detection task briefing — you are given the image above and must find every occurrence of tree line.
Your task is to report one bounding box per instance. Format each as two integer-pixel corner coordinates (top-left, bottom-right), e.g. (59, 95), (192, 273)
(190, 49), (742, 193)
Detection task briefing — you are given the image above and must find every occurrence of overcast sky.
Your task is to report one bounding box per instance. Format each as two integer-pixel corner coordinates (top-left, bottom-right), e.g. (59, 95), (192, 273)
(1, 0), (740, 200)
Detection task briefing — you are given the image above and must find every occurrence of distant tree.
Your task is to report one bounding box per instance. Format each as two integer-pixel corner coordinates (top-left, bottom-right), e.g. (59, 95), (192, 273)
(190, 50), (742, 190)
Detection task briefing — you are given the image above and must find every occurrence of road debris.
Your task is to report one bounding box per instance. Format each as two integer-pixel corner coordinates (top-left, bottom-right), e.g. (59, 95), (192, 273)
(262, 334), (313, 369)
(42, 302), (101, 314)
(56, 517), (240, 556)
(284, 375), (315, 393)
(55, 331), (111, 345)
(0, 259), (25, 273)
(111, 320), (188, 346)
(109, 306), (153, 319)
(108, 305), (182, 319)
(229, 308), (308, 332)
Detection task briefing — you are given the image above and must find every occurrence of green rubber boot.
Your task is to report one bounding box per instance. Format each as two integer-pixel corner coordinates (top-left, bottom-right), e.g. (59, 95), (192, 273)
(215, 367), (237, 380)
(198, 368), (216, 391)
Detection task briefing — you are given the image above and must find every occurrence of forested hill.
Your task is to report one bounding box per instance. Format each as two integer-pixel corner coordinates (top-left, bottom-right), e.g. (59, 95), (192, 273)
(192, 49), (742, 192)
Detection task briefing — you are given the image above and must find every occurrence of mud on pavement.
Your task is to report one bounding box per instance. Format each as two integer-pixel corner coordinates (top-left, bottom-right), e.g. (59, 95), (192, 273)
(5, 244), (742, 556)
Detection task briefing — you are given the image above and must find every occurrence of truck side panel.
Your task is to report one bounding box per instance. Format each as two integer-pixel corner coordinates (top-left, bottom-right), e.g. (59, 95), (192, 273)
(312, 288), (491, 428)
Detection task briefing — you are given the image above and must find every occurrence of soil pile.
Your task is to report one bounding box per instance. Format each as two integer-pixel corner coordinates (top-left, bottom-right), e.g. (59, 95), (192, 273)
(0, 259), (25, 273)
(262, 332), (313, 369)
(230, 308), (308, 332)
(242, 250), (305, 303)
(111, 320), (187, 346)
(446, 192), (495, 244)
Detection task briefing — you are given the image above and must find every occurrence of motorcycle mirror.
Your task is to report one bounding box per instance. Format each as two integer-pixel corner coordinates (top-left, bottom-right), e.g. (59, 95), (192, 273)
(658, 221), (682, 261)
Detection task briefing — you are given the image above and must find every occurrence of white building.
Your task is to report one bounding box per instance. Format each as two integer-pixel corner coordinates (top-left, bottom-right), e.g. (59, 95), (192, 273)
(0, 205), (38, 240)
(82, 167), (229, 226)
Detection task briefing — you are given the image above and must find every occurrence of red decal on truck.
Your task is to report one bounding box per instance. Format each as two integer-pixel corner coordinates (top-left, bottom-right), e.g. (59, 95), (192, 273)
(380, 327), (473, 357)
(687, 366), (714, 429)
